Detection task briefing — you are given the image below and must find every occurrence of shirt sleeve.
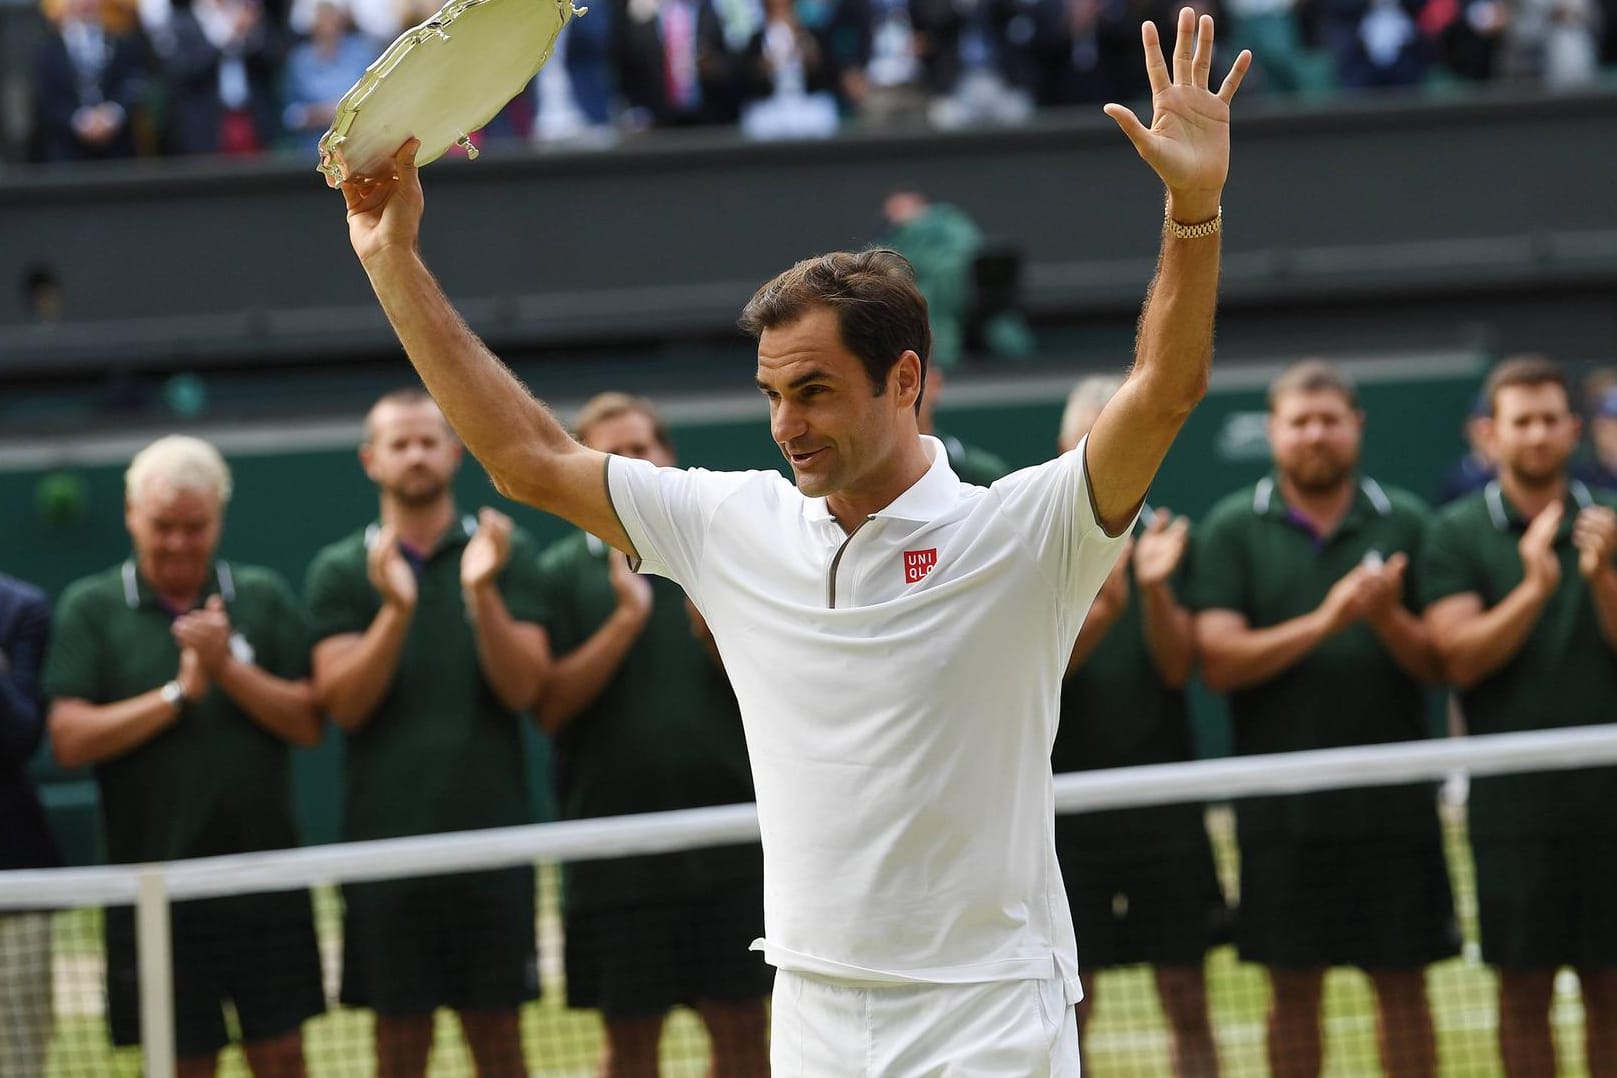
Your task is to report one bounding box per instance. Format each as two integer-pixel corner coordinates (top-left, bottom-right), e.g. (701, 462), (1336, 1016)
(498, 531), (552, 628)
(42, 584), (106, 704)
(256, 572), (312, 681)
(303, 548), (373, 642)
(1419, 510), (1482, 609)
(989, 435), (1135, 602)
(1184, 503), (1250, 615)
(606, 456), (757, 593)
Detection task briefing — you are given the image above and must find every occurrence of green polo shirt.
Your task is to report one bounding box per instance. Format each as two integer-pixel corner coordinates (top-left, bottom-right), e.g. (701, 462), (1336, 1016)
(1187, 476), (1438, 842)
(537, 530), (759, 912)
(1421, 480), (1617, 839)
(42, 560), (307, 864)
(304, 515), (547, 842)
(1053, 513), (1203, 855)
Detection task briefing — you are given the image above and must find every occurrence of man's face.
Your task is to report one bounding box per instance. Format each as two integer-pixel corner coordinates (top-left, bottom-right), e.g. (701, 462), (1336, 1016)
(126, 483), (223, 597)
(755, 306), (920, 499)
(1488, 383), (1579, 487)
(579, 409), (674, 467)
(361, 401), (462, 506)
(1268, 388), (1363, 494)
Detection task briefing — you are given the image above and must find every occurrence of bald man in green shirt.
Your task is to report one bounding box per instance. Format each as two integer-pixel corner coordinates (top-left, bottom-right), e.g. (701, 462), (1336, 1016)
(306, 390), (551, 1078)
(1422, 355), (1617, 1078)
(1190, 361), (1456, 1078)
(45, 435), (325, 1077)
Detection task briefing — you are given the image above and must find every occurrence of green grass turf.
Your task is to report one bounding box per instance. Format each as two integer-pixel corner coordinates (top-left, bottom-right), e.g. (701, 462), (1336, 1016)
(37, 809), (1596, 1076)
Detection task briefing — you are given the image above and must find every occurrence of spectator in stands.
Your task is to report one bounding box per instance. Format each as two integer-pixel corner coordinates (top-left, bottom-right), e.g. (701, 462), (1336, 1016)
(1500, 0), (1603, 86)
(1030, 0), (1140, 106)
(32, 0), (149, 162)
(1579, 387), (1617, 491)
(917, 367), (1010, 485)
(1322, 0), (1429, 89)
(1422, 355), (1617, 1077)
(615, 0), (739, 129)
(43, 435), (325, 1076)
(1224, 0), (1315, 91)
(1054, 375), (1224, 1078)
(921, 0), (1039, 129)
(305, 389), (550, 1078)
(531, 6), (619, 145)
(534, 393), (770, 1078)
(0, 570), (59, 1078)
(1190, 360), (1456, 1078)
(280, 0), (374, 155)
(156, 0), (285, 154)
(738, 0), (841, 139)
(1437, 391), (1495, 505)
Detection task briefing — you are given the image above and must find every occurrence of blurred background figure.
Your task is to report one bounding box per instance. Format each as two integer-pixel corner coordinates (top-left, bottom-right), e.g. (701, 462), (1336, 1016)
(917, 367), (1010, 485)
(1580, 386), (1617, 490)
(280, 0), (373, 155)
(1323, 0), (1429, 89)
(1438, 391), (1496, 505)
(879, 189), (1034, 369)
(1054, 375), (1225, 1078)
(532, 5), (618, 146)
(738, 0), (841, 139)
(152, 0), (285, 154)
(615, 0), (739, 130)
(31, 0), (148, 161)
(0, 569), (58, 1078)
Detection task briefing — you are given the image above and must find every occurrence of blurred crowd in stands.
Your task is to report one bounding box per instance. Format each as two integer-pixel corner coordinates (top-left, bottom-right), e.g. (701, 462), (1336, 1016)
(16, 0), (1617, 164)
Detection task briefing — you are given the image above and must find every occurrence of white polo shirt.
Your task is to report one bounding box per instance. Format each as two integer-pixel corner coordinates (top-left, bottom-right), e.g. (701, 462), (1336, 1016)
(607, 434), (1130, 1001)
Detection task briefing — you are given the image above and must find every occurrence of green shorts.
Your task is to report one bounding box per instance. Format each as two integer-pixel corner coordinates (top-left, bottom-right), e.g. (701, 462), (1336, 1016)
(106, 891), (325, 1058)
(341, 866), (538, 1015)
(564, 887), (772, 1018)
(1061, 838), (1229, 969)
(1474, 835), (1617, 970)
(1237, 836), (1459, 971)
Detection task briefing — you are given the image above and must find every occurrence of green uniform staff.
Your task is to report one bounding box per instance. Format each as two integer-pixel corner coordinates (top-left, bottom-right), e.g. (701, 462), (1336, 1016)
(44, 435), (325, 1072)
(535, 393), (769, 1078)
(305, 390), (550, 1078)
(1421, 356), (1617, 1075)
(918, 368), (1011, 487)
(1050, 376), (1222, 1078)
(1189, 361), (1456, 1078)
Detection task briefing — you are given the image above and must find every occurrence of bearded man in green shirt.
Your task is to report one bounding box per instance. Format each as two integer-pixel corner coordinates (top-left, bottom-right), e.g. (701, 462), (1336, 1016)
(1423, 355), (1617, 1078)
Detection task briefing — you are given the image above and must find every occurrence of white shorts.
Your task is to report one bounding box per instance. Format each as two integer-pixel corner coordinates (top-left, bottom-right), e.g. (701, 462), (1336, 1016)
(770, 970), (1082, 1077)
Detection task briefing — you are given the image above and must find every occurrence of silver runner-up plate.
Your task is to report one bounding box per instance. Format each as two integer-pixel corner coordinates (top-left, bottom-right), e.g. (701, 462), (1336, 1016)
(317, 0), (580, 186)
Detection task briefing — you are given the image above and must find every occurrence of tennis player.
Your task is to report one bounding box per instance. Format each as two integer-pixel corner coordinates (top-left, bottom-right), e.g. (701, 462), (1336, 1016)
(340, 10), (1249, 1071)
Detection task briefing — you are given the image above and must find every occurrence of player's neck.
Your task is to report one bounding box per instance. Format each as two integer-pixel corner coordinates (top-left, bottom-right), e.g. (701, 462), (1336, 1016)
(826, 435), (932, 533)
(1498, 469), (1567, 521)
(380, 497), (458, 552)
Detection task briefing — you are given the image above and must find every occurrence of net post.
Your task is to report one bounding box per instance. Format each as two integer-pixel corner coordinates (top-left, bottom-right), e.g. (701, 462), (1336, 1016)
(136, 866), (177, 1078)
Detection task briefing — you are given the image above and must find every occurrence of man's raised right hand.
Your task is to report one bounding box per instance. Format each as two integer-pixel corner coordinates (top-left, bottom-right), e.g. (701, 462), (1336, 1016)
(342, 138), (426, 269)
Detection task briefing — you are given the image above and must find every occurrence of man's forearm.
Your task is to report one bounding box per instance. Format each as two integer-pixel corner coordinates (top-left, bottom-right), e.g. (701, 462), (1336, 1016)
(49, 694), (178, 769)
(466, 585), (548, 713)
(536, 609), (645, 733)
(1139, 581), (1195, 688)
(362, 249), (575, 495)
(1369, 607), (1441, 684)
(1587, 567), (1617, 656)
(316, 605), (413, 730)
(1198, 609), (1332, 693)
(214, 660), (322, 747)
(1434, 582), (1548, 689)
(1134, 204), (1221, 406)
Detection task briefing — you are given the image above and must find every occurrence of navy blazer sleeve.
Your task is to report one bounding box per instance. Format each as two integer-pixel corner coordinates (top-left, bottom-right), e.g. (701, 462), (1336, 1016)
(0, 580), (51, 768)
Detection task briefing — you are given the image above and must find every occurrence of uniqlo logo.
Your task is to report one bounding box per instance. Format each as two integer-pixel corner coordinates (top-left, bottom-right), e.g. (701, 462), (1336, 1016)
(903, 548), (938, 584)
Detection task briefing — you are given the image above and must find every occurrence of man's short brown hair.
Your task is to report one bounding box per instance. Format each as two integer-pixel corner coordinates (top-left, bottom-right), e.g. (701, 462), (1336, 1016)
(738, 248), (931, 411)
(1482, 355), (1568, 415)
(572, 392), (672, 451)
(364, 387), (445, 442)
(1267, 359), (1359, 412)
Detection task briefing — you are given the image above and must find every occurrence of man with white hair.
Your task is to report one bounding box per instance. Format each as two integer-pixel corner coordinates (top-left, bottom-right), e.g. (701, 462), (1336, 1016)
(1052, 375), (1224, 1077)
(44, 435), (325, 1078)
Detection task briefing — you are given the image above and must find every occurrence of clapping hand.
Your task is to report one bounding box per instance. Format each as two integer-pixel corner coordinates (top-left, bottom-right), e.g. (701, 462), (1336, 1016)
(1574, 505), (1617, 581)
(369, 524), (418, 609)
(1132, 508), (1190, 587)
(461, 508), (514, 590)
(172, 595), (233, 676)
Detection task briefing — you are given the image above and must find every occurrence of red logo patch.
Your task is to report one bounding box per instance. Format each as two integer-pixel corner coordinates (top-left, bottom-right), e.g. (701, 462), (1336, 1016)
(903, 548), (939, 584)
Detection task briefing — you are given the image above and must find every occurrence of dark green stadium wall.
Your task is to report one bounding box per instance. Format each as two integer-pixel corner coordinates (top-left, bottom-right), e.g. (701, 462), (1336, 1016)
(5, 361), (1483, 863)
